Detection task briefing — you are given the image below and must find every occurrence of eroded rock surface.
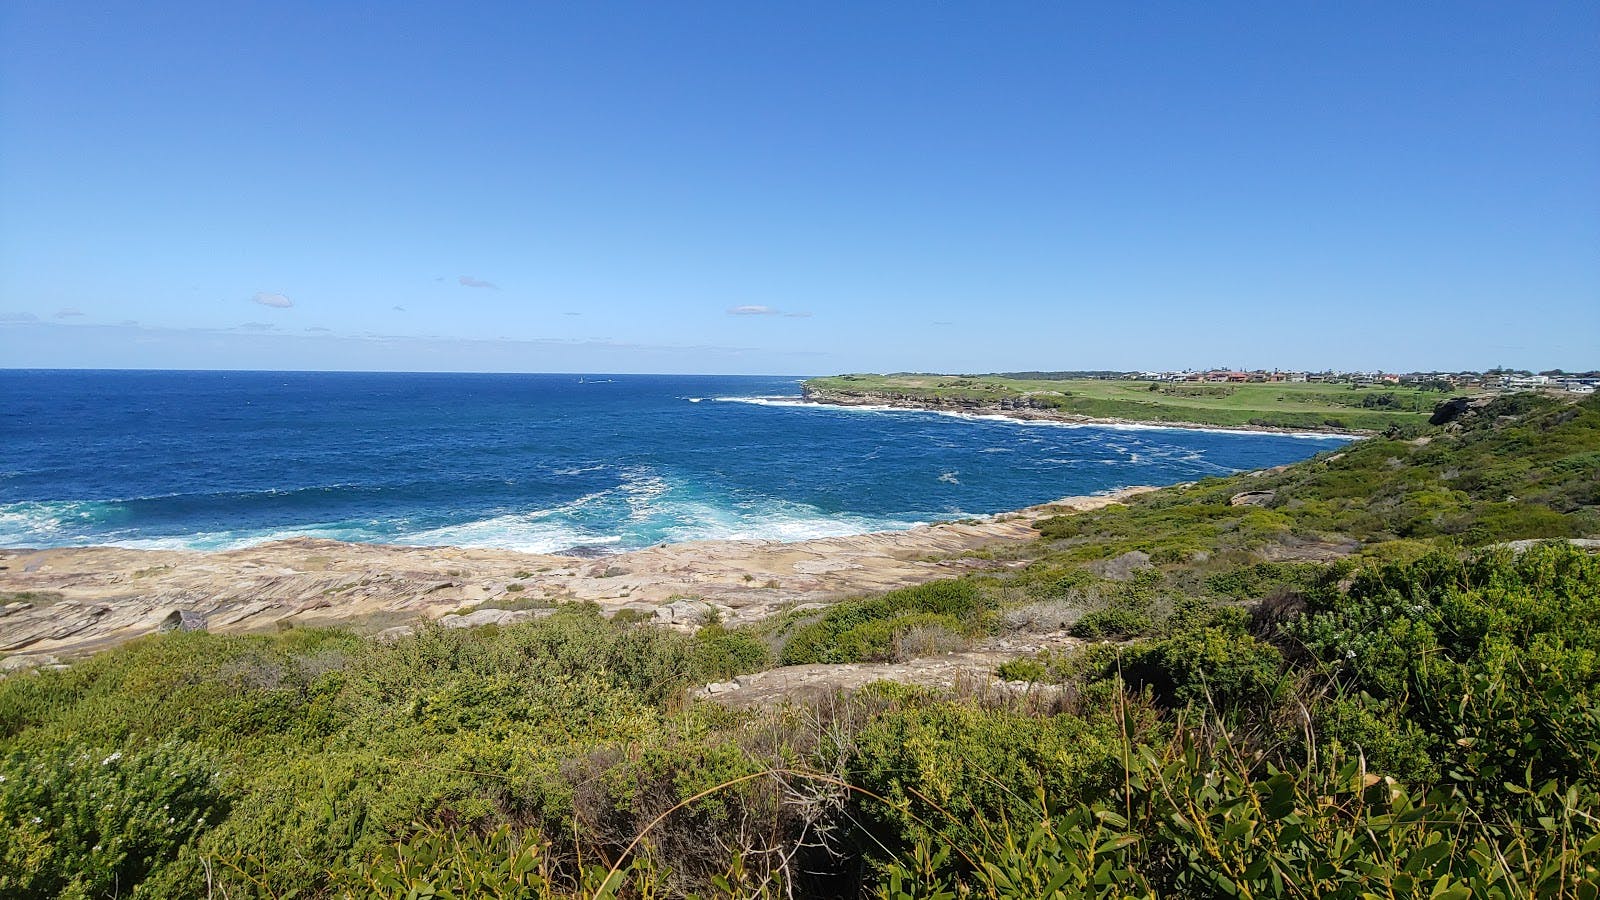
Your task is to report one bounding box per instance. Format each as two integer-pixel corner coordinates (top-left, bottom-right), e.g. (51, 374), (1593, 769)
(0, 489), (1152, 661)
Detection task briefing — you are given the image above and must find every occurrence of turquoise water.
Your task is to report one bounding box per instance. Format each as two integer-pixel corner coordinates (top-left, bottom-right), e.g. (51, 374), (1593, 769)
(0, 371), (1349, 552)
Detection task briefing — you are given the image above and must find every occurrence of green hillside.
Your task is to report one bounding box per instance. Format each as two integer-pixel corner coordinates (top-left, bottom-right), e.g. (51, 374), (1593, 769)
(804, 373), (1449, 431)
(2, 394), (1597, 898)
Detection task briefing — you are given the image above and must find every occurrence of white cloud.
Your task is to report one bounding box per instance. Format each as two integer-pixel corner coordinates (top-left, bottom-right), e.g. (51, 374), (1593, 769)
(728, 305), (781, 316)
(0, 312), (39, 323)
(458, 275), (498, 289)
(56, 307), (86, 318)
(252, 292), (293, 309)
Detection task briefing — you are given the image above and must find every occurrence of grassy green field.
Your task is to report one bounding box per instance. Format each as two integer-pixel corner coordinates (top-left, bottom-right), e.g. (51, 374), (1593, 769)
(804, 373), (1449, 431)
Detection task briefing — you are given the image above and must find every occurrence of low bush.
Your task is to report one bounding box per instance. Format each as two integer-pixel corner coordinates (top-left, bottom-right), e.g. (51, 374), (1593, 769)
(1113, 617), (1284, 712)
(1069, 606), (1152, 639)
(687, 623), (770, 681)
(0, 742), (225, 899)
(849, 699), (1121, 854)
(777, 580), (993, 665)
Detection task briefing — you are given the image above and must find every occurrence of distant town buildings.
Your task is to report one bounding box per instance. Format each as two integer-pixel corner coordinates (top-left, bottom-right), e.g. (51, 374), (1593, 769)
(1109, 368), (1599, 393)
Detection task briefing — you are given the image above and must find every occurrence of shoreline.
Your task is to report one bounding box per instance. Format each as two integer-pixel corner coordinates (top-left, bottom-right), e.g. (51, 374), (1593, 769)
(790, 390), (1371, 438)
(0, 487), (1155, 663)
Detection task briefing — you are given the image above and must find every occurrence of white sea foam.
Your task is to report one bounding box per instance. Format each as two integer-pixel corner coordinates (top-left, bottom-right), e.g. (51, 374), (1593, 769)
(647, 497), (918, 545)
(110, 524), (370, 552)
(395, 516), (625, 554)
(0, 500), (127, 546)
(709, 396), (1353, 440)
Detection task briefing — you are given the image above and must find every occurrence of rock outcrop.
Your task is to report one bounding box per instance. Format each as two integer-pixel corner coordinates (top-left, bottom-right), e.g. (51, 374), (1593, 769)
(1229, 490), (1276, 507)
(0, 488), (1153, 662)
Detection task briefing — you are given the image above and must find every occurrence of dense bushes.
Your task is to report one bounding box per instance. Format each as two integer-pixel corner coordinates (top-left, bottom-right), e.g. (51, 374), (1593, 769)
(4, 545), (1598, 897)
(1116, 614), (1284, 711)
(880, 732), (1600, 898)
(850, 694), (1122, 853)
(0, 606), (787, 896)
(0, 742), (224, 899)
(1034, 392), (1598, 554)
(1289, 544), (1600, 802)
(777, 580), (993, 665)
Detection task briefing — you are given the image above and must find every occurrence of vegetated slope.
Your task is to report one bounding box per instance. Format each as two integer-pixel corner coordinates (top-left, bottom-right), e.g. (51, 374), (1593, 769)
(1, 394), (1596, 898)
(804, 373), (1446, 431)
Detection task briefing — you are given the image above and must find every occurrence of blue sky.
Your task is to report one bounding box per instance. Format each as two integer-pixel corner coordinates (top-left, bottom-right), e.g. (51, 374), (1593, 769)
(2, 2), (1595, 374)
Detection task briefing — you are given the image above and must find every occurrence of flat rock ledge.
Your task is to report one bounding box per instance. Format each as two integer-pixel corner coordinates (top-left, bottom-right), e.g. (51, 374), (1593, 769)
(0, 488), (1152, 662)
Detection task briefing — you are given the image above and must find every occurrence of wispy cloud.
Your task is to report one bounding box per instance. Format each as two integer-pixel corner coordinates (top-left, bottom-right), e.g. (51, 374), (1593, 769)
(563, 311), (582, 317)
(56, 307), (86, 318)
(237, 322), (276, 331)
(252, 292), (293, 309)
(458, 275), (498, 290)
(0, 312), (39, 323)
(393, 305), (406, 311)
(306, 326), (333, 333)
(728, 305), (781, 316)
(783, 311), (813, 319)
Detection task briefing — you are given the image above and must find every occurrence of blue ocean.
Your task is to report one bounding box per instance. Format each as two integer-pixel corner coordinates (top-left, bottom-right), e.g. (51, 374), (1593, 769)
(0, 371), (1349, 553)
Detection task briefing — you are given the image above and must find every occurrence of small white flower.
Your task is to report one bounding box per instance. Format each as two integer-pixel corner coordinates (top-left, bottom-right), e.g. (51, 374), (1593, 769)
(31, 816), (41, 824)
(100, 751), (123, 766)
(92, 845), (102, 852)
(1345, 649), (1356, 660)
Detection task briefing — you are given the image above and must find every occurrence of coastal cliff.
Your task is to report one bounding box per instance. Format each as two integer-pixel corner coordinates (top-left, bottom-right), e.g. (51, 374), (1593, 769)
(801, 384), (1063, 417)
(794, 373), (1472, 434)
(800, 381), (1369, 434)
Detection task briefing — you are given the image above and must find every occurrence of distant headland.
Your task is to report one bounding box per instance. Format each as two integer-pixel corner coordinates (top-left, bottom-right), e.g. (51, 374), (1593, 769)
(802, 368), (1598, 435)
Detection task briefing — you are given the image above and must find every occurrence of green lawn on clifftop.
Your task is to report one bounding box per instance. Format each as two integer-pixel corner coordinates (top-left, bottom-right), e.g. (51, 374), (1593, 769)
(805, 373), (1447, 431)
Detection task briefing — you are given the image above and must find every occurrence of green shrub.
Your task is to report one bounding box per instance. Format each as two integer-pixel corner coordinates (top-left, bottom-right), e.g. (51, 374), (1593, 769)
(1115, 625), (1283, 711)
(1069, 607), (1152, 639)
(689, 623), (770, 680)
(1203, 561), (1323, 600)
(994, 658), (1049, 682)
(0, 742), (224, 899)
(850, 701), (1120, 854)
(1288, 544), (1600, 801)
(335, 824), (552, 899)
(778, 580), (993, 665)
(879, 730), (1600, 898)
(1311, 693), (1437, 783)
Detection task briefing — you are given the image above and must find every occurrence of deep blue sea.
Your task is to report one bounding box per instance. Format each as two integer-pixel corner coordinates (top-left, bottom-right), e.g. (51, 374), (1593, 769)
(0, 371), (1350, 552)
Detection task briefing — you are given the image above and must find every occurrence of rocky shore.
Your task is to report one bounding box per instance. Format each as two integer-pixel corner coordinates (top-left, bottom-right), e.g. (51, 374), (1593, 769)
(0, 488), (1153, 667)
(800, 385), (1371, 436)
